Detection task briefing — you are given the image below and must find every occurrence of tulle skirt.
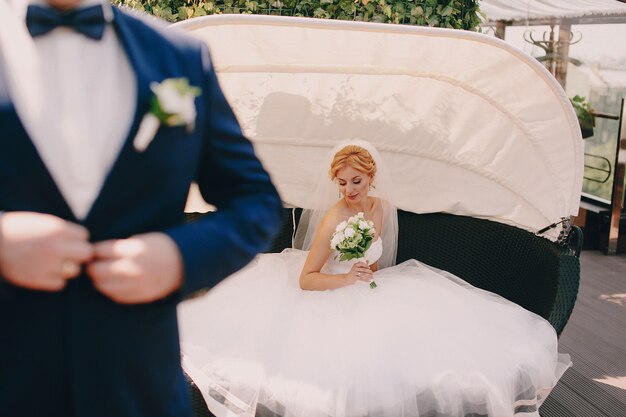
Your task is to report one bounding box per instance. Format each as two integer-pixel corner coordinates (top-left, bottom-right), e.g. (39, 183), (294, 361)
(178, 250), (570, 417)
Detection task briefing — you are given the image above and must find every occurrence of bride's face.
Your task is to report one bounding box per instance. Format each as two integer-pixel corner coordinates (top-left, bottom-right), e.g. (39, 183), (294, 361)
(335, 166), (372, 204)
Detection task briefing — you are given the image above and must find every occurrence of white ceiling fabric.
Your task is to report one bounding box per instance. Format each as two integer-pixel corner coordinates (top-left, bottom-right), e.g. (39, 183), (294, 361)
(480, 0), (626, 22)
(175, 15), (584, 241)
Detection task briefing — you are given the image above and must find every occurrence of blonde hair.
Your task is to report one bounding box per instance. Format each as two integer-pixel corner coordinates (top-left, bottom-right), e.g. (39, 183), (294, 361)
(329, 145), (377, 180)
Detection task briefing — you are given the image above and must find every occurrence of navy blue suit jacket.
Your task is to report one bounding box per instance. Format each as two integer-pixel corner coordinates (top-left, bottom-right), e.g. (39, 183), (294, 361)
(0, 8), (282, 417)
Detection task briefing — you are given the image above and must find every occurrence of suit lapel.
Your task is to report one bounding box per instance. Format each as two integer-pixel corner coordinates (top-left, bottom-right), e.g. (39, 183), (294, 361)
(0, 0), (44, 143)
(0, 104), (76, 220)
(83, 8), (154, 225)
(0, 1), (74, 218)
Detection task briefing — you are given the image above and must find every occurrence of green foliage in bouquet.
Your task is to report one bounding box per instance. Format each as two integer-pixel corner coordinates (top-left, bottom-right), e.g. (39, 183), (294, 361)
(331, 213), (376, 262)
(111, 0), (482, 30)
(334, 226), (374, 262)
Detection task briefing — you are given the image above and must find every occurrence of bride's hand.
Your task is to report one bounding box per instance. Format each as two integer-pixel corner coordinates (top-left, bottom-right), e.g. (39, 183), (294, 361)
(344, 262), (373, 285)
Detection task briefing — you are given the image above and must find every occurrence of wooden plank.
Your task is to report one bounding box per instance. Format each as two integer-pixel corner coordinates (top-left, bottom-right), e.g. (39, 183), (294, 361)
(539, 375), (608, 417)
(560, 369), (626, 417)
(548, 250), (626, 415)
(559, 348), (626, 407)
(561, 322), (626, 363)
(578, 257), (626, 294)
(539, 393), (576, 417)
(560, 251), (626, 370)
(564, 304), (626, 340)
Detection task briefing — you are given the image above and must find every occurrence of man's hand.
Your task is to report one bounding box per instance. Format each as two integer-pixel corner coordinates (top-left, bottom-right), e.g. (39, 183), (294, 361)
(88, 233), (183, 304)
(0, 212), (93, 291)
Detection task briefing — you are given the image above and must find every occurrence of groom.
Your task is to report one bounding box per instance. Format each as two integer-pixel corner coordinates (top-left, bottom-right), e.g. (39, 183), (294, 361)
(0, 0), (282, 416)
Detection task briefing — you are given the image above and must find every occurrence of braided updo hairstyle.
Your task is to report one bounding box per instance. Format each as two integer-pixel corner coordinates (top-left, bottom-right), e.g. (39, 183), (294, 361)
(329, 145), (377, 180)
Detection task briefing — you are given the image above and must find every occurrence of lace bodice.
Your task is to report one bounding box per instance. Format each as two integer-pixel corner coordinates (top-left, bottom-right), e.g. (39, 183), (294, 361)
(321, 238), (383, 275)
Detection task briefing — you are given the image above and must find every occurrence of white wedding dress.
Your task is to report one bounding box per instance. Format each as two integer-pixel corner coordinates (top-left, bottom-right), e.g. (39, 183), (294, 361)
(178, 237), (570, 417)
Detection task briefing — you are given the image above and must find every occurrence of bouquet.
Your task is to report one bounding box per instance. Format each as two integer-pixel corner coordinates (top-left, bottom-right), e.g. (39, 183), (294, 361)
(330, 212), (378, 289)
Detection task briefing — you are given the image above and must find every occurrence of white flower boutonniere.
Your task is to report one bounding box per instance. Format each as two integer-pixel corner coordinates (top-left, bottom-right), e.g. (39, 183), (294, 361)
(133, 77), (202, 152)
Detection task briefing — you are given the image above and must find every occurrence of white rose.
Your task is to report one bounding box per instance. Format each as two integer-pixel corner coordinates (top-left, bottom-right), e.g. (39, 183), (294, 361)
(358, 220), (369, 230)
(152, 82), (184, 113)
(330, 234), (342, 249)
(344, 227), (355, 238)
(357, 212), (364, 218)
(179, 95), (197, 125)
(335, 221), (348, 232)
(151, 79), (198, 126)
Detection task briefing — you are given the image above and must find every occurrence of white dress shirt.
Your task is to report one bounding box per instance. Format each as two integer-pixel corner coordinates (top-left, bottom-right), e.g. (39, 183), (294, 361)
(28, 0), (136, 219)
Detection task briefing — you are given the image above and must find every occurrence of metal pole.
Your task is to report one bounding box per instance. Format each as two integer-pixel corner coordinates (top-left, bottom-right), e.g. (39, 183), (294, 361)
(555, 20), (572, 89)
(606, 98), (626, 255)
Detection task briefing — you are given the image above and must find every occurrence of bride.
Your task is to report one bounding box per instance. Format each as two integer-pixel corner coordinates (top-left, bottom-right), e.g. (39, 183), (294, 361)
(178, 140), (571, 417)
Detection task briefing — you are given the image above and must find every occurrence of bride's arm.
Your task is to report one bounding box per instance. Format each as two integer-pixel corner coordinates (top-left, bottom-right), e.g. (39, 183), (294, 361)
(299, 212), (371, 290)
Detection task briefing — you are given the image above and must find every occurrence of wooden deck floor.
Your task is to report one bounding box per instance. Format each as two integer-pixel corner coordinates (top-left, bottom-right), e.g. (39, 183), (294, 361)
(540, 250), (626, 417)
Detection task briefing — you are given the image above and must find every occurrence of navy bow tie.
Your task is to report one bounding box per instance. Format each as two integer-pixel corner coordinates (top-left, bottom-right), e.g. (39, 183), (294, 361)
(26, 4), (106, 40)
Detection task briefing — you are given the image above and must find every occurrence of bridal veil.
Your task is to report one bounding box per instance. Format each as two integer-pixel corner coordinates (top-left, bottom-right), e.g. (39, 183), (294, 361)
(293, 139), (399, 269)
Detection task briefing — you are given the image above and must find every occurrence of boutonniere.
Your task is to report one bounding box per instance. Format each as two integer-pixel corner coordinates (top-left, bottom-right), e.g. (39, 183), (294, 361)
(133, 77), (202, 152)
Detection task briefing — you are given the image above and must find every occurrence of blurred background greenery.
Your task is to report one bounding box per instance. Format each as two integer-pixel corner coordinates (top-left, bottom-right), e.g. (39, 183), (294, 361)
(112, 0), (482, 29)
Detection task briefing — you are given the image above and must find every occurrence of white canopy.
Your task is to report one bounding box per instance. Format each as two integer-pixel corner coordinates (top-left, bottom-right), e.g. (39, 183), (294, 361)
(480, 0), (626, 22)
(175, 15), (583, 241)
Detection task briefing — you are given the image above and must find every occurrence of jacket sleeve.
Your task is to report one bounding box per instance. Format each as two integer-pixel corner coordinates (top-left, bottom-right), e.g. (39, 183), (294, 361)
(165, 45), (283, 298)
(0, 275), (14, 302)
(0, 211), (16, 301)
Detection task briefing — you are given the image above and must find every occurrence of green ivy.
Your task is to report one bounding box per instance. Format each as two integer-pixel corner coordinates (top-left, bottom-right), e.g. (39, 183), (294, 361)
(112, 0), (482, 30)
(570, 95), (596, 139)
